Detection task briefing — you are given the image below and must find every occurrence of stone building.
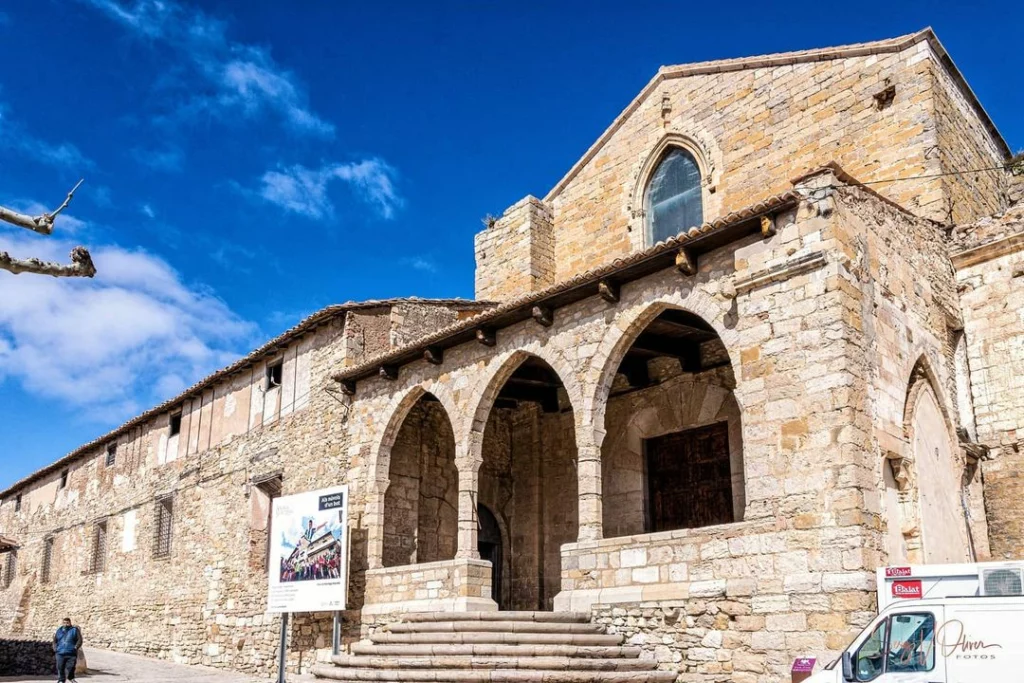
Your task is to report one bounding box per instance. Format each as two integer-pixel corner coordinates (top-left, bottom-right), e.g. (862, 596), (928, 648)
(2, 28), (1023, 683)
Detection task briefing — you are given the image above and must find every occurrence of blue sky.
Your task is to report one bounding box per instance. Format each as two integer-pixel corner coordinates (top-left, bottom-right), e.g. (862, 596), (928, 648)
(1, 0), (1021, 490)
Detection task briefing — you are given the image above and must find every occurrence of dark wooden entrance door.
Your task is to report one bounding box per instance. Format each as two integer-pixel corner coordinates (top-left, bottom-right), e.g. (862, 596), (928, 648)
(645, 421), (733, 532)
(477, 503), (504, 609)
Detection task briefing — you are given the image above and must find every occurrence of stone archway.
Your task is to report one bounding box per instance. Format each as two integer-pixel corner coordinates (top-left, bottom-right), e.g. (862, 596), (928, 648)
(594, 303), (745, 538)
(471, 354), (580, 611)
(381, 391), (459, 568)
(900, 357), (972, 564)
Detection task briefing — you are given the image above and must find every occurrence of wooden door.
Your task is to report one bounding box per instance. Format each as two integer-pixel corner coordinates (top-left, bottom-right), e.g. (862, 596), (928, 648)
(645, 422), (733, 532)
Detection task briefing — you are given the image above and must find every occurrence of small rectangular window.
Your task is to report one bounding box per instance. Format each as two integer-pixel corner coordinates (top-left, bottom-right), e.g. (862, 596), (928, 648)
(60, 469), (69, 489)
(14, 494), (21, 512)
(266, 359), (283, 390)
(106, 444), (117, 468)
(41, 536), (54, 585)
(252, 475), (283, 571)
(89, 521), (108, 573)
(169, 412), (182, 437)
(1, 551), (16, 589)
(154, 496), (174, 558)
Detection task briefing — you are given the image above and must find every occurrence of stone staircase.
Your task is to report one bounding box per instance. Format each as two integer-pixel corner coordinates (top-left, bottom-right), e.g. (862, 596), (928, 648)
(312, 611), (677, 682)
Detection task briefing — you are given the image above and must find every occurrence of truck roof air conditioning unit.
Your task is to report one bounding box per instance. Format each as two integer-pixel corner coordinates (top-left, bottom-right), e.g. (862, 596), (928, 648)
(981, 567), (1024, 596)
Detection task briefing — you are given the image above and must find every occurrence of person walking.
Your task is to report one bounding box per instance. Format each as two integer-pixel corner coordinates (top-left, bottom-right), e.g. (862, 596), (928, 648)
(53, 617), (82, 683)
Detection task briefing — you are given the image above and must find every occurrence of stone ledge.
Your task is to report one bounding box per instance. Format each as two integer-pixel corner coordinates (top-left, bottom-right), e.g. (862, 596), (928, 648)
(561, 519), (775, 553)
(361, 596), (498, 617)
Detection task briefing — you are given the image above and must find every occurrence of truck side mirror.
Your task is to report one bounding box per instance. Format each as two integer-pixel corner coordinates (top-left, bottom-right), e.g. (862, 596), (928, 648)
(841, 651), (854, 681)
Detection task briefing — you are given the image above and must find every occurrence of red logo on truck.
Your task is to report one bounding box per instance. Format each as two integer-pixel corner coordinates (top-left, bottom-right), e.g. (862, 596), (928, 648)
(892, 580), (923, 599)
(885, 566), (913, 577)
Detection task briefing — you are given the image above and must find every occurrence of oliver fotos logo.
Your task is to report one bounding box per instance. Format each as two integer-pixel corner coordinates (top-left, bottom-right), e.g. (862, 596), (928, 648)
(891, 579), (922, 599)
(936, 619), (1002, 660)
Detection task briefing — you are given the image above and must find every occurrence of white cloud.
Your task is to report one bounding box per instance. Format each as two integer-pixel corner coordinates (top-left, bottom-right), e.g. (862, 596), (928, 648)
(255, 159), (402, 220)
(80, 0), (333, 137)
(401, 256), (438, 274)
(0, 102), (94, 172)
(140, 203), (156, 219)
(0, 231), (255, 421)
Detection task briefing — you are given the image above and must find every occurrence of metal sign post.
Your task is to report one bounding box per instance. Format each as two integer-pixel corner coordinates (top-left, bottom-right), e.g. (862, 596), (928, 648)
(277, 612), (289, 683)
(332, 611), (341, 656)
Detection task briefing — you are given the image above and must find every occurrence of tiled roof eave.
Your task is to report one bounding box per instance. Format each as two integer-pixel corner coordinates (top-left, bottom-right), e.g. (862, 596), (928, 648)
(334, 191), (801, 388)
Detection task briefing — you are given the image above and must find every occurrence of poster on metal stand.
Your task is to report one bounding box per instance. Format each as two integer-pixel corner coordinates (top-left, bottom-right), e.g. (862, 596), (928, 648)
(266, 485), (349, 682)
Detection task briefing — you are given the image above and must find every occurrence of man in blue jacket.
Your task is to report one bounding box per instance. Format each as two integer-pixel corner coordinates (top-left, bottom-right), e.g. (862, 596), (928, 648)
(53, 617), (82, 683)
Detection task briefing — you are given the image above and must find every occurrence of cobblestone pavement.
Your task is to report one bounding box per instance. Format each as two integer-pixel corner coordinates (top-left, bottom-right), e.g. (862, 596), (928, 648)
(1, 648), (271, 683)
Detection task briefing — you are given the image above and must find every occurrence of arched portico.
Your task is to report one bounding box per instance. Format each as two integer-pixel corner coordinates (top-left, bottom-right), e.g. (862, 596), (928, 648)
(460, 350), (582, 610)
(587, 298), (747, 539)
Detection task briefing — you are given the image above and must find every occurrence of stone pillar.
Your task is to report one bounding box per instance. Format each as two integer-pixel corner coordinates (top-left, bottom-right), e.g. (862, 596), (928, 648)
(455, 460), (481, 559)
(577, 426), (603, 541)
(364, 483), (387, 569)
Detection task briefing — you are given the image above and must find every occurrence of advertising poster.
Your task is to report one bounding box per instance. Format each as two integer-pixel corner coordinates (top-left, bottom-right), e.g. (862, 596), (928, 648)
(267, 485), (348, 613)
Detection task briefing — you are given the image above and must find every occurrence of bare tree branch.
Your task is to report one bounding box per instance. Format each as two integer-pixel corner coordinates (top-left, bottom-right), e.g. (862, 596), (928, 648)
(0, 246), (96, 278)
(0, 179), (84, 235)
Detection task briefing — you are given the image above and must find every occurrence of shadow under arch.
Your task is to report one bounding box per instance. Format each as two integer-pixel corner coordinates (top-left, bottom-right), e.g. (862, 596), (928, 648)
(584, 295), (742, 448)
(463, 347), (586, 464)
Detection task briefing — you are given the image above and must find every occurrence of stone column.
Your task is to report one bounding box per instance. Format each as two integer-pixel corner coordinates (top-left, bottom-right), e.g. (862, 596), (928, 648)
(455, 460), (481, 559)
(364, 483), (387, 569)
(576, 425), (603, 541)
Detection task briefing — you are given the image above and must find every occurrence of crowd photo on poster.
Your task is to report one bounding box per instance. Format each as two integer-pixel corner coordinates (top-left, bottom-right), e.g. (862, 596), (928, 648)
(278, 513), (344, 583)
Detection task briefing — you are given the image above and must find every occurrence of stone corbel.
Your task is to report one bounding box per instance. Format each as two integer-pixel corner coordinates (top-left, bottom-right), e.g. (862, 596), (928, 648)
(885, 450), (913, 492)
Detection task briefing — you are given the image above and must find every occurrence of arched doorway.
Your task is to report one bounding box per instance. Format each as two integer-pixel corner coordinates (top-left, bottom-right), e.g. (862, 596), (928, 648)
(477, 503), (504, 610)
(478, 355), (578, 611)
(382, 392), (458, 567)
(600, 307), (744, 538)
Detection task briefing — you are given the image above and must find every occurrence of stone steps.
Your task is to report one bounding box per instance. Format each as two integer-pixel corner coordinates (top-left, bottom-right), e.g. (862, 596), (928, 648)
(369, 632), (623, 646)
(312, 669), (677, 682)
(383, 621), (605, 634)
(349, 644), (644, 658)
(331, 655), (656, 671)
(313, 611), (676, 683)
(398, 612), (592, 623)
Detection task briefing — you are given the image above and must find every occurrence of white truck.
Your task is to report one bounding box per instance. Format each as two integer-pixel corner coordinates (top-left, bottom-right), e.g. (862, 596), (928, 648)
(802, 561), (1024, 683)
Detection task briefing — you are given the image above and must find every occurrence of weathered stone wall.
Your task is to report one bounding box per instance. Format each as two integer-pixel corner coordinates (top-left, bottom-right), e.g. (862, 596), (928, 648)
(362, 558), (493, 616)
(929, 57), (1008, 224)
(0, 637), (55, 676)
(474, 196), (555, 300)
(830, 181), (990, 564)
(382, 401), (458, 567)
(952, 203), (1024, 559)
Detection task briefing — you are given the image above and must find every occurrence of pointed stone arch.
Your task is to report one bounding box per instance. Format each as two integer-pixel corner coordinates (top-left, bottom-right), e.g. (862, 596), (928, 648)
(584, 291), (742, 450)
(895, 354), (972, 564)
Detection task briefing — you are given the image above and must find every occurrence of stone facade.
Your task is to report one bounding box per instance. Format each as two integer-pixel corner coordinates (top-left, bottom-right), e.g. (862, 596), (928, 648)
(2, 28), (1022, 683)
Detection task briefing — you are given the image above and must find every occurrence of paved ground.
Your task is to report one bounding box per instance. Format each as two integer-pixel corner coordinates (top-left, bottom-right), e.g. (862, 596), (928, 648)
(1, 648), (273, 683)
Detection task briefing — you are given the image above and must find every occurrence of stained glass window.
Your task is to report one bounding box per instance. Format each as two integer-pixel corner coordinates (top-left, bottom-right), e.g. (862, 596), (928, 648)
(645, 148), (703, 245)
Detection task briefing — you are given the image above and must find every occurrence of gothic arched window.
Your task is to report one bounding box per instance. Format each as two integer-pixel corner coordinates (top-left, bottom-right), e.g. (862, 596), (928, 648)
(644, 147), (703, 245)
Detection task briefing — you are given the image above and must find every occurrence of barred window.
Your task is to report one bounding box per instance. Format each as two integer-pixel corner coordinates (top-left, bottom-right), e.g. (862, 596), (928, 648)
(2, 551), (16, 589)
(106, 444), (117, 468)
(41, 537), (54, 584)
(154, 497), (173, 558)
(89, 521), (108, 573)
